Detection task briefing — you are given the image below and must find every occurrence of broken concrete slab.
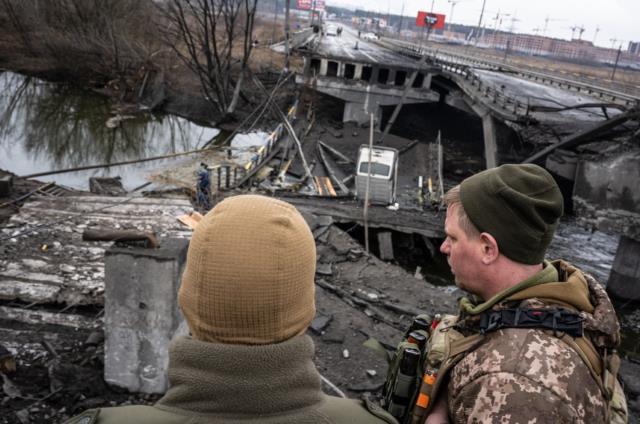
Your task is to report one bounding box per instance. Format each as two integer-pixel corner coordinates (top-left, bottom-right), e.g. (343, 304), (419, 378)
(317, 215), (334, 227)
(316, 263), (333, 276)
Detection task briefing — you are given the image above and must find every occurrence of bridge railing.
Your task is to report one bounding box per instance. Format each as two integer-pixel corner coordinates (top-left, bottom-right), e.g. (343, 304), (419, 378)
(375, 39), (530, 119)
(379, 38), (640, 110)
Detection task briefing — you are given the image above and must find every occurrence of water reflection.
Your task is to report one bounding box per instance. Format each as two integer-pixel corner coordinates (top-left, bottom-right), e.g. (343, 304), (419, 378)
(0, 72), (219, 189)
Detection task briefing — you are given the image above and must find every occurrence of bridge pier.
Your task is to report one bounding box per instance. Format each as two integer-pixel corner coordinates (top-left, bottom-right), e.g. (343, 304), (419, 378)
(481, 114), (498, 169)
(467, 102), (499, 169)
(320, 59), (328, 76)
(354, 64), (363, 80)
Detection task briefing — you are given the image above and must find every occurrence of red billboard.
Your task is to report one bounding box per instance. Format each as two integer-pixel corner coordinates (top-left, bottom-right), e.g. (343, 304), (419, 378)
(297, 0), (325, 10)
(415, 11), (445, 29)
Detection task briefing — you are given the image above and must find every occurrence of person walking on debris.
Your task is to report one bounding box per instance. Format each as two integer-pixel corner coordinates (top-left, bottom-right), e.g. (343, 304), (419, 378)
(67, 195), (398, 424)
(195, 163), (211, 211)
(384, 164), (627, 424)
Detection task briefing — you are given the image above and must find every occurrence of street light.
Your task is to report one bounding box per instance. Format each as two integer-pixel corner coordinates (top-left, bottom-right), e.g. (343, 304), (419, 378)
(447, 0), (469, 33)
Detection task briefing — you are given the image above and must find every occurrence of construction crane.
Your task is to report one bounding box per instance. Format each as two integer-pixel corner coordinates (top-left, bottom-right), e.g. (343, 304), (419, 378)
(570, 25), (585, 40)
(593, 26), (601, 44)
(491, 11), (510, 33)
(543, 15), (566, 37)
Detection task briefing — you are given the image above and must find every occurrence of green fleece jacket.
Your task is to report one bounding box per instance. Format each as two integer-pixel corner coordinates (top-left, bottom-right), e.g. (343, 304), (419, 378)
(66, 335), (397, 424)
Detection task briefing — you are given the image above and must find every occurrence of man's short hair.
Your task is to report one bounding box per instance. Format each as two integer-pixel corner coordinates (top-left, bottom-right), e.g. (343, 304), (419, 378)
(455, 164), (564, 264)
(443, 185), (480, 238)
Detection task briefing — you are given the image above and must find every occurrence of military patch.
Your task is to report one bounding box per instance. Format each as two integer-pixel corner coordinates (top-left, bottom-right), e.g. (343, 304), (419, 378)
(363, 397), (399, 423)
(63, 409), (100, 424)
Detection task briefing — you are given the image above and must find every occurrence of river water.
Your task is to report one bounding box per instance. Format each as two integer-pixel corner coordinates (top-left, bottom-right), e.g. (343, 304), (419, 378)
(0, 71), (219, 190)
(1, 70), (638, 358)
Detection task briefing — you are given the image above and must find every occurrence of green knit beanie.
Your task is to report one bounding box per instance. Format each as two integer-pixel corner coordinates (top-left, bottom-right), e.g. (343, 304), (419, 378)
(459, 164), (564, 265)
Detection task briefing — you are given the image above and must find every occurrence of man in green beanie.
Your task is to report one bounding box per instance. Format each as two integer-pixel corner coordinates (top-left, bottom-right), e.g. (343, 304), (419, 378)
(422, 164), (625, 423)
(67, 195), (398, 424)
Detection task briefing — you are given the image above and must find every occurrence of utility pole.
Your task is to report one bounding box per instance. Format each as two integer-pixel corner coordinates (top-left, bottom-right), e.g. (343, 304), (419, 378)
(475, 0), (487, 43)
(398, 2), (405, 36)
(447, 0), (465, 33)
(593, 26), (600, 44)
(430, 0), (435, 12)
(492, 11), (508, 49)
(610, 38), (618, 49)
(611, 45), (622, 81)
(284, 0), (291, 70)
(310, 0), (316, 26)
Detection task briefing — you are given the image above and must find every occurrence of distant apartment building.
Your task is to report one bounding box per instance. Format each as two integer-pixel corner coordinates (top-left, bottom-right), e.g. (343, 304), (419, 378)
(629, 41), (640, 56)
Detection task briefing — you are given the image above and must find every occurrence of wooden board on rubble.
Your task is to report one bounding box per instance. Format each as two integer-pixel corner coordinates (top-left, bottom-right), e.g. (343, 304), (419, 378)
(0, 195), (193, 306)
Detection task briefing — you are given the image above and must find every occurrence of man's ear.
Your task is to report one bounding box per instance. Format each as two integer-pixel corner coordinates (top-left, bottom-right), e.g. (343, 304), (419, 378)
(479, 233), (499, 264)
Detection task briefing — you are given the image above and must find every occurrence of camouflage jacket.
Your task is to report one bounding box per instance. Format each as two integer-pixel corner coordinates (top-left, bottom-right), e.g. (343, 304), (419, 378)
(66, 335), (397, 424)
(447, 260), (621, 424)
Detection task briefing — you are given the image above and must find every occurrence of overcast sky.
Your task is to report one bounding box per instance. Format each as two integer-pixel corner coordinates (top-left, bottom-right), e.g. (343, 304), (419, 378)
(327, 0), (639, 49)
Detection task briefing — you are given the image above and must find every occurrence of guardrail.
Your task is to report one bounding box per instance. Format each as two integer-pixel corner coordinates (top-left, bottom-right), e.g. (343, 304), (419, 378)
(241, 100), (298, 174)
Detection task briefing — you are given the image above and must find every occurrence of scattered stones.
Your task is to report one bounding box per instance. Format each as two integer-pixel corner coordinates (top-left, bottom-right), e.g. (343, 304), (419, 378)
(342, 349), (350, 359)
(15, 409), (29, 424)
(316, 263), (333, 276)
(60, 264), (77, 274)
(310, 314), (333, 334)
(347, 248), (365, 261)
(317, 229), (330, 244)
(22, 259), (48, 269)
(366, 292), (379, 301)
(313, 225), (330, 240)
(366, 369), (377, 377)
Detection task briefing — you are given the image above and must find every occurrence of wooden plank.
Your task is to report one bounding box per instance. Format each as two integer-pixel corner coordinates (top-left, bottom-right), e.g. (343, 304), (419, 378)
(314, 176), (324, 195)
(0, 280), (61, 303)
(323, 178), (337, 197)
(0, 306), (98, 329)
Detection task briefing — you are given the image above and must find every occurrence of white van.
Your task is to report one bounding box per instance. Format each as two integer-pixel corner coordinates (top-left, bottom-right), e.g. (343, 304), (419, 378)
(355, 145), (399, 204)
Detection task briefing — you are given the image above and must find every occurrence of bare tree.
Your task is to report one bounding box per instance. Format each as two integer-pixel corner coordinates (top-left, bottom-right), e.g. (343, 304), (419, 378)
(161, 0), (259, 119)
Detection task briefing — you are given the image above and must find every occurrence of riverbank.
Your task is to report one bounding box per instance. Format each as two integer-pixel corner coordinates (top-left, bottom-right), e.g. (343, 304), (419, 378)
(0, 2), (298, 129)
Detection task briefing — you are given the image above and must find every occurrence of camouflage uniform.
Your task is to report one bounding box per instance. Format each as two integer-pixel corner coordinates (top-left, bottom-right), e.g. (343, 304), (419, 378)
(447, 260), (620, 423)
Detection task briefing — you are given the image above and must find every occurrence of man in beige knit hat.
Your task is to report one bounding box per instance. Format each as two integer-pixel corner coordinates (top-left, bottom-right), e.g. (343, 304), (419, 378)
(67, 194), (397, 424)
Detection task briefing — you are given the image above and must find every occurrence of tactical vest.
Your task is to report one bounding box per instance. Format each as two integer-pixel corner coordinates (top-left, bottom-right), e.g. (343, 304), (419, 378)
(381, 308), (627, 424)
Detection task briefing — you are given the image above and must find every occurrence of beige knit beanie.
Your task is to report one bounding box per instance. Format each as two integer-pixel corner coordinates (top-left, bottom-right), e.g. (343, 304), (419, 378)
(178, 195), (317, 345)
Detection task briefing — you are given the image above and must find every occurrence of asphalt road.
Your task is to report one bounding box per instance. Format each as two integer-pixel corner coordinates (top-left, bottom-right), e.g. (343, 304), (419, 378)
(317, 23), (420, 69)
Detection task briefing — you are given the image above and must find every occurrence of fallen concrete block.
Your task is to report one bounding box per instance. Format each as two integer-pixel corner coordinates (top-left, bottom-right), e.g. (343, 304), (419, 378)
(104, 238), (189, 393)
